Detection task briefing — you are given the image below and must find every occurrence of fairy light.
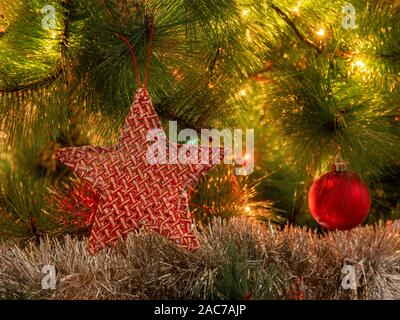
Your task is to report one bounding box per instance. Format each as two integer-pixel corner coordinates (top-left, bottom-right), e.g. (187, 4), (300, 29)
(244, 153), (251, 161)
(50, 29), (58, 39)
(242, 9), (249, 16)
(244, 206), (252, 213)
(172, 68), (184, 81)
(354, 60), (365, 68)
(292, 1), (303, 13)
(350, 58), (368, 73)
(316, 28), (325, 37)
(239, 89), (247, 97)
(350, 58), (372, 83)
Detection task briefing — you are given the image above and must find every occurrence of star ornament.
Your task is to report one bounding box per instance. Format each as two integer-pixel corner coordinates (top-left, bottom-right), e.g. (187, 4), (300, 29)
(56, 89), (224, 254)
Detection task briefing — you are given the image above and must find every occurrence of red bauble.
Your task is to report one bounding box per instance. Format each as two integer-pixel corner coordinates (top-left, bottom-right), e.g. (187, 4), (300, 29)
(308, 171), (371, 230)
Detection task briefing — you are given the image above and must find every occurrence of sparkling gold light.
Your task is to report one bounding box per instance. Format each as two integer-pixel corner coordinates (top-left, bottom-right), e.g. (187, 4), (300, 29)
(316, 28), (325, 37)
(350, 59), (368, 72)
(349, 58), (371, 82)
(354, 60), (365, 68)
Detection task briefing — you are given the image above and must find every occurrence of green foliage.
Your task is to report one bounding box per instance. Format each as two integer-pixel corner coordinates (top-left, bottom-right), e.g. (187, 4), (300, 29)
(212, 242), (283, 300)
(255, 0), (400, 223)
(0, 0), (62, 89)
(266, 54), (400, 179)
(0, 173), (58, 239)
(263, 1), (400, 179)
(0, 0), (272, 238)
(190, 165), (283, 225)
(1, 0), (400, 237)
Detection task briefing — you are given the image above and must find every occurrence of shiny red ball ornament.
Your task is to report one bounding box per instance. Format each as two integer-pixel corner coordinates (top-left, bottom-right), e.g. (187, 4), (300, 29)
(308, 171), (371, 230)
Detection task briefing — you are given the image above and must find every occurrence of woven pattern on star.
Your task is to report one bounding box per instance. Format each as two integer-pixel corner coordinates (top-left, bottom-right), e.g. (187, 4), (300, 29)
(57, 89), (223, 254)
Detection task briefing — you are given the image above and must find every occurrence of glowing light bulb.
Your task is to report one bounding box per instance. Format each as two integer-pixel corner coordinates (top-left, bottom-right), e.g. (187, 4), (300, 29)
(316, 28), (325, 37)
(50, 30), (58, 39)
(351, 59), (367, 72)
(239, 89), (247, 97)
(355, 60), (365, 68)
(293, 1), (303, 13)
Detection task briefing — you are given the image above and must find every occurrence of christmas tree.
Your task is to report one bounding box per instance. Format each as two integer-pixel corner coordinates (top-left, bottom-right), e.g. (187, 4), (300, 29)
(1, 0), (400, 300)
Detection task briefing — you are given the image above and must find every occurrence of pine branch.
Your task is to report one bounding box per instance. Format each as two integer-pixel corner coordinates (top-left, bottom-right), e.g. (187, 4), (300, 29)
(154, 103), (202, 132)
(267, 1), (322, 54)
(0, 1), (77, 94)
(0, 66), (63, 93)
(61, 0), (77, 49)
(265, 1), (352, 71)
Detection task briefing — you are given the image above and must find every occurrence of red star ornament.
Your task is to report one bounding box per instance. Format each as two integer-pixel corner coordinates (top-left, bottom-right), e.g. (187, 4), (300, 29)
(56, 89), (224, 254)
